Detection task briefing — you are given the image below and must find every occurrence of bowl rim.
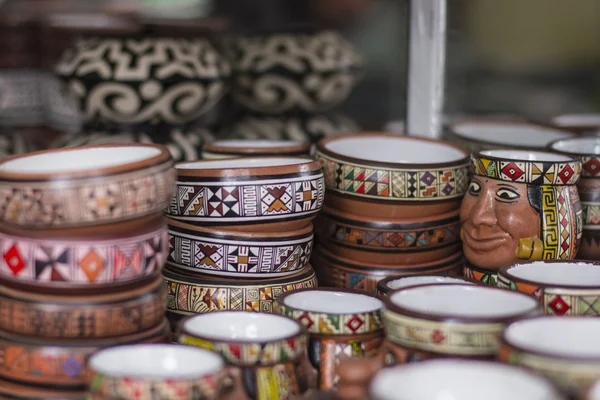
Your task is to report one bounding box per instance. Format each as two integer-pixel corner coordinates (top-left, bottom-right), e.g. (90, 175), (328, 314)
(175, 156), (321, 178)
(499, 260), (600, 290)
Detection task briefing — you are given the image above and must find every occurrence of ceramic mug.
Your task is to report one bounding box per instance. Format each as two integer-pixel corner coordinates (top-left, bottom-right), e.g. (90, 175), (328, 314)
(376, 275), (474, 296)
(274, 288), (384, 391)
(87, 344), (226, 400)
(178, 311), (309, 400)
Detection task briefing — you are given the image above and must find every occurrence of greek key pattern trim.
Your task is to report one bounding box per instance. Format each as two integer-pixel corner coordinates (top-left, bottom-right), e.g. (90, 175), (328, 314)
(471, 155), (581, 185)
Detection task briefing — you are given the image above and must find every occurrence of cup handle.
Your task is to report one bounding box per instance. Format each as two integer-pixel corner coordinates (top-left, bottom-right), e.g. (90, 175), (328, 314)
(297, 352), (318, 392)
(220, 367), (252, 400)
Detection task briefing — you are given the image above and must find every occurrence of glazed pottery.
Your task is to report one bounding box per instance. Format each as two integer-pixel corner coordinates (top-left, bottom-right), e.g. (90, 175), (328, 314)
(446, 120), (576, 152)
(313, 245), (463, 293)
(227, 29), (363, 114)
(275, 288), (384, 391)
(367, 359), (563, 400)
(552, 113), (600, 135)
(550, 137), (600, 259)
(315, 205), (461, 264)
(0, 215), (167, 292)
(202, 140), (311, 159)
(0, 379), (84, 399)
(164, 264), (318, 316)
(0, 318), (169, 390)
(461, 149), (582, 278)
(0, 144), (175, 228)
(179, 312), (308, 400)
(166, 157), (325, 232)
(88, 344), (226, 400)
(0, 274), (165, 339)
(383, 284), (540, 362)
(499, 261), (600, 316)
(376, 275), (473, 296)
(500, 316), (600, 397)
(166, 218), (313, 277)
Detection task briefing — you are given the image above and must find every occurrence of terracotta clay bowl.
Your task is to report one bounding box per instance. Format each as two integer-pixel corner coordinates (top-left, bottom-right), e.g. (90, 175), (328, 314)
(166, 217), (314, 278)
(551, 113), (600, 135)
(202, 140), (311, 160)
(164, 264), (318, 316)
(315, 205), (461, 264)
(88, 344), (226, 400)
(368, 359), (563, 400)
(446, 120), (576, 152)
(166, 157), (325, 232)
(0, 379), (84, 400)
(498, 261), (600, 316)
(383, 284), (540, 358)
(313, 245), (463, 293)
(0, 318), (169, 390)
(377, 275), (474, 296)
(0, 144), (175, 228)
(0, 215), (168, 293)
(500, 316), (600, 398)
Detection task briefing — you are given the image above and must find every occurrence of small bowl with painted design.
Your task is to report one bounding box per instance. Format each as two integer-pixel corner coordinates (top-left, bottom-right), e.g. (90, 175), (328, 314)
(376, 275), (474, 296)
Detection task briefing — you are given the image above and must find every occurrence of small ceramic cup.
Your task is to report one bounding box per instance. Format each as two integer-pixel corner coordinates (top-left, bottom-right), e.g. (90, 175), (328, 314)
(376, 275), (474, 296)
(367, 359), (564, 400)
(500, 316), (600, 398)
(178, 311), (309, 400)
(551, 113), (600, 135)
(274, 288), (384, 391)
(202, 140), (311, 160)
(498, 261), (600, 315)
(87, 344), (226, 400)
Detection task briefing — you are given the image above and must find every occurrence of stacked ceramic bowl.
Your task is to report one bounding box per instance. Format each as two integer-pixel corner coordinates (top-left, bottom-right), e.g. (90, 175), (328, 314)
(312, 133), (470, 292)
(0, 144), (173, 398)
(163, 156), (324, 328)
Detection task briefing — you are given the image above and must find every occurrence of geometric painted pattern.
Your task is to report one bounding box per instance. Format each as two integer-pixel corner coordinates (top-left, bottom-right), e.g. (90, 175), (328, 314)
(582, 202), (600, 227)
(581, 156), (600, 177)
(167, 224), (313, 276)
(0, 225), (168, 285)
(0, 161), (175, 227)
(167, 172), (325, 224)
(314, 152), (469, 201)
(463, 264), (499, 287)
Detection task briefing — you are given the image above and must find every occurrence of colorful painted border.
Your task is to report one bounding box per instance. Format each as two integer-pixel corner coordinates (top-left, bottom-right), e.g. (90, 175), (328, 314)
(463, 263), (498, 286)
(582, 202), (600, 228)
(581, 156), (600, 178)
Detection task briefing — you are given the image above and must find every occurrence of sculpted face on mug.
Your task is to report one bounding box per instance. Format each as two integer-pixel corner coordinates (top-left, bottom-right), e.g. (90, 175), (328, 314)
(460, 177), (539, 270)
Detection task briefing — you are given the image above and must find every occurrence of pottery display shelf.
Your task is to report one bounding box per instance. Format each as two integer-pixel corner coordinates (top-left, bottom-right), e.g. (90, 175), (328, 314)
(312, 133), (469, 292)
(0, 144), (175, 398)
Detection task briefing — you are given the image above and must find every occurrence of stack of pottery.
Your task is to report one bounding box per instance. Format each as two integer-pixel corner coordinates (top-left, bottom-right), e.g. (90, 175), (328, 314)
(163, 156), (324, 328)
(312, 133), (470, 292)
(0, 144), (173, 398)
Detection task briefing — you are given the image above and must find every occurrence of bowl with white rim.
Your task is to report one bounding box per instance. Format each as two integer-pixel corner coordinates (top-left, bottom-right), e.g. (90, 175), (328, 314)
(498, 261), (600, 315)
(552, 113), (600, 135)
(383, 284), (540, 358)
(376, 275), (474, 296)
(201, 140), (311, 160)
(0, 144), (174, 228)
(368, 359), (563, 400)
(88, 344), (226, 399)
(166, 156), (324, 232)
(500, 316), (600, 397)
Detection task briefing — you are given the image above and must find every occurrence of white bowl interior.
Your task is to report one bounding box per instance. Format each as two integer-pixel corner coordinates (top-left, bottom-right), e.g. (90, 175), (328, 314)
(479, 149), (573, 162)
(551, 137), (600, 155)
(389, 285), (538, 318)
(454, 122), (573, 147)
(370, 360), (556, 400)
(89, 344), (223, 379)
(505, 317), (600, 358)
(553, 114), (600, 127)
(210, 140), (304, 149)
(387, 276), (474, 290)
(283, 290), (383, 314)
(324, 137), (466, 164)
(177, 157), (309, 169)
(508, 262), (600, 287)
(183, 312), (300, 341)
(0, 147), (162, 174)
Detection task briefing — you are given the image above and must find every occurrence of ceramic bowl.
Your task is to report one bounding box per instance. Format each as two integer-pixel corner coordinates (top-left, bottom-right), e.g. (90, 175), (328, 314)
(376, 275), (474, 296)
(88, 344), (226, 400)
(500, 316), (600, 397)
(315, 133), (469, 208)
(0, 319), (169, 389)
(552, 113), (600, 135)
(166, 157), (325, 232)
(315, 205), (461, 264)
(227, 29), (363, 114)
(164, 264), (318, 316)
(202, 140), (311, 159)
(369, 359), (563, 400)
(166, 218), (313, 277)
(0, 379), (84, 400)
(383, 284), (540, 358)
(313, 245), (463, 293)
(0, 215), (168, 293)
(447, 120), (576, 152)
(0, 144), (175, 228)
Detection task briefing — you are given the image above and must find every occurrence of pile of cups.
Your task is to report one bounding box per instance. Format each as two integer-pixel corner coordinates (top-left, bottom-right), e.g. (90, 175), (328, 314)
(0, 144), (173, 398)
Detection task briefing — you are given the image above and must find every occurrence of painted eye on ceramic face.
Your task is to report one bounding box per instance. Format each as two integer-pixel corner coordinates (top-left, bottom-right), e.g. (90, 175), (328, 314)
(468, 181), (481, 195)
(496, 188), (520, 201)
